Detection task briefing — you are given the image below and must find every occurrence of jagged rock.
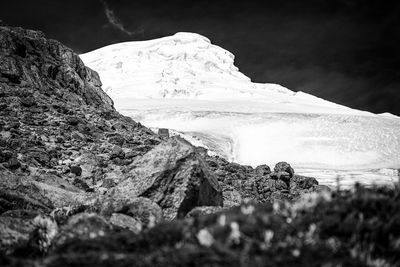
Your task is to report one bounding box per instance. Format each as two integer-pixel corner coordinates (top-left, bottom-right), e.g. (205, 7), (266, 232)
(206, 156), (317, 203)
(0, 26), (114, 109)
(109, 137), (223, 220)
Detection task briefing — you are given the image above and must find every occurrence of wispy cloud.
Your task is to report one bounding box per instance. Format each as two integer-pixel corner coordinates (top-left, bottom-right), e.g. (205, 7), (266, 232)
(101, 0), (143, 36)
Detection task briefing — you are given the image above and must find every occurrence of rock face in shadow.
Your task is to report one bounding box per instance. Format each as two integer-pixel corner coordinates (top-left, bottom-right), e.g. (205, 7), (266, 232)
(0, 26), (113, 109)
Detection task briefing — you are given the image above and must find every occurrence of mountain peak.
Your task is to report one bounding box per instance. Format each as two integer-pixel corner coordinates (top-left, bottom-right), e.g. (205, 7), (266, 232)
(171, 32), (211, 44)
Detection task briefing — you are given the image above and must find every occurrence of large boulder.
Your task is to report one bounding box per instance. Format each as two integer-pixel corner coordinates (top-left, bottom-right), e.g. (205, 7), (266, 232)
(109, 137), (223, 220)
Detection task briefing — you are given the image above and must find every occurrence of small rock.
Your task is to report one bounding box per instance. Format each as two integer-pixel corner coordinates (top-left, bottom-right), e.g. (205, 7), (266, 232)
(70, 165), (82, 176)
(6, 156), (20, 169)
(72, 178), (90, 191)
(9, 121), (20, 129)
(101, 179), (117, 189)
(275, 179), (289, 190)
(67, 116), (80, 126)
(110, 145), (125, 159)
(0, 150), (13, 163)
(20, 97), (36, 107)
(158, 128), (169, 139)
(276, 171), (291, 185)
(274, 162), (294, 178)
(255, 164), (271, 176)
(71, 131), (85, 141)
(107, 134), (125, 146)
(29, 150), (50, 166)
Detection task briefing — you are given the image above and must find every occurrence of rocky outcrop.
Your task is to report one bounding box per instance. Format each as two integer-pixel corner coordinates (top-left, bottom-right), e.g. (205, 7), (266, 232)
(0, 26), (113, 109)
(0, 26), (163, 254)
(109, 137), (223, 220)
(205, 156), (318, 204)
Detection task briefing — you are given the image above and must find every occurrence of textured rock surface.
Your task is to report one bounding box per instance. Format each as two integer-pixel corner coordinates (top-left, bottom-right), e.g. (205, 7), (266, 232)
(205, 156), (318, 204)
(0, 26), (113, 109)
(110, 137), (223, 220)
(0, 25), (326, 266)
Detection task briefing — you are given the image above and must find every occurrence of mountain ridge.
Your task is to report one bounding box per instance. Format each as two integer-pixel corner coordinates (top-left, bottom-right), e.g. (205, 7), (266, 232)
(81, 32), (366, 115)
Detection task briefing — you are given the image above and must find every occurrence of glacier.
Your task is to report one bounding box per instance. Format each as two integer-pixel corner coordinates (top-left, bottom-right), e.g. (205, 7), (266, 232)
(80, 32), (400, 187)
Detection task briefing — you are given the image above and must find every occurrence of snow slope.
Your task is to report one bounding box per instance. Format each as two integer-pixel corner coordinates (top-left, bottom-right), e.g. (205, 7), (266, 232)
(81, 32), (400, 186)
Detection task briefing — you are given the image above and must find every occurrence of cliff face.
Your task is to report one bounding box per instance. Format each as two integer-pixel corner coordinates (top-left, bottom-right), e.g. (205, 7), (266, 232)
(0, 26), (113, 109)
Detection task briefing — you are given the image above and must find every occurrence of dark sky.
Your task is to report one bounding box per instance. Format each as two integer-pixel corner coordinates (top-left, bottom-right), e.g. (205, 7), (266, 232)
(1, 0), (400, 115)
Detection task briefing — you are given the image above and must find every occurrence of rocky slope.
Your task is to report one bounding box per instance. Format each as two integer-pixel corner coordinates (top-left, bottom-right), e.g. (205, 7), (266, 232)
(2, 26), (397, 266)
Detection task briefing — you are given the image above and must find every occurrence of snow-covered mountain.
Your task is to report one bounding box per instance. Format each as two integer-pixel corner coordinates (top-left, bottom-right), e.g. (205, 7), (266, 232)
(80, 32), (400, 187)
